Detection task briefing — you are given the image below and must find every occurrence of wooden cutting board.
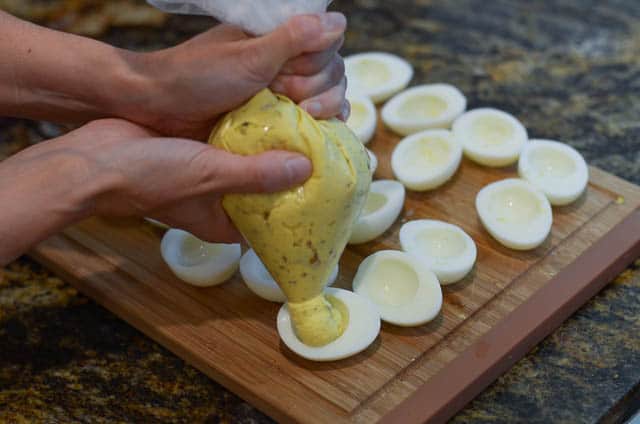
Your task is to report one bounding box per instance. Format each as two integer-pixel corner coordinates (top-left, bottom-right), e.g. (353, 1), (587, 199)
(30, 120), (640, 423)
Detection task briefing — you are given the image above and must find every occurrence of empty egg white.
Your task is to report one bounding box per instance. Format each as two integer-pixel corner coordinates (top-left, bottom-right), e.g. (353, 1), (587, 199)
(277, 288), (381, 361)
(349, 180), (405, 244)
(367, 148), (378, 177)
(399, 220), (476, 284)
(144, 217), (169, 229)
(381, 84), (467, 136)
(518, 139), (589, 206)
(353, 250), (442, 326)
(345, 52), (414, 104)
(453, 108), (528, 167)
(346, 94), (377, 145)
(240, 248), (339, 303)
(476, 179), (552, 250)
(391, 129), (462, 191)
(160, 229), (241, 287)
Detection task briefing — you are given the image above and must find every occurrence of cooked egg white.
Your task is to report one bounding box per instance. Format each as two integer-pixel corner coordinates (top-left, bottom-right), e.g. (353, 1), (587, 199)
(349, 180), (405, 244)
(345, 52), (414, 104)
(518, 139), (589, 206)
(347, 94), (377, 145)
(277, 288), (380, 361)
(353, 250), (442, 326)
(160, 229), (241, 287)
(476, 179), (552, 250)
(381, 84), (467, 136)
(391, 129), (462, 191)
(240, 249), (339, 303)
(399, 220), (476, 284)
(453, 108), (528, 167)
(367, 148), (378, 177)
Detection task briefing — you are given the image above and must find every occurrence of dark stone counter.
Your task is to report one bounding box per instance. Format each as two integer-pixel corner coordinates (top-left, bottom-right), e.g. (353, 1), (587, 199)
(1, 0), (639, 422)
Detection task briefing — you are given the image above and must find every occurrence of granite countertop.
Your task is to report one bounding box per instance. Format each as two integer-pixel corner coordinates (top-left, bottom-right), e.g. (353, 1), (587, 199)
(1, 0), (640, 422)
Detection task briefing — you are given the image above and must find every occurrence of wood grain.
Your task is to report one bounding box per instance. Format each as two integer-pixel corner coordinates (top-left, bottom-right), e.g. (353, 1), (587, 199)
(30, 120), (640, 423)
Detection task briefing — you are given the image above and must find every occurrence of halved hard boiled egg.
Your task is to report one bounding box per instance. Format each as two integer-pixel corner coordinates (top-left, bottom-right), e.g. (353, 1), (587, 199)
(277, 288), (380, 361)
(518, 139), (589, 206)
(453, 108), (528, 167)
(399, 220), (476, 284)
(349, 180), (405, 244)
(476, 179), (552, 250)
(345, 52), (414, 104)
(145, 217), (169, 229)
(367, 148), (378, 176)
(240, 248), (339, 303)
(391, 129), (462, 191)
(346, 94), (377, 145)
(353, 250), (442, 326)
(160, 229), (241, 287)
(381, 84), (467, 136)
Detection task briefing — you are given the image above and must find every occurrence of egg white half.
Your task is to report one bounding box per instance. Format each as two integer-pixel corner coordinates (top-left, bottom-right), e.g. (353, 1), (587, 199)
(367, 148), (378, 177)
(476, 179), (553, 250)
(345, 52), (414, 104)
(399, 220), (476, 284)
(453, 108), (528, 167)
(391, 129), (462, 191)
(381, 84), (467, 136)
(160, 229), (241, 287)
(277, 288), (381, 361)
(240, 248), (339, 303)
(347, 94), (377, 145)
(349, 180), (405, 244)
(353, 250), (442, 326)
(518, 139), (589, 206)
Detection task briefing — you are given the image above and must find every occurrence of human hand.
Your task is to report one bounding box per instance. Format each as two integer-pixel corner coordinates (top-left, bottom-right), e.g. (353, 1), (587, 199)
(0, 118), (312, 263)
(129, 12), (348, 139)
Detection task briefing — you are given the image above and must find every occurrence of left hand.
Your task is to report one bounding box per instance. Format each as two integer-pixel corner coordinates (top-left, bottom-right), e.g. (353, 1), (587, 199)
(129, 13), (349, 139)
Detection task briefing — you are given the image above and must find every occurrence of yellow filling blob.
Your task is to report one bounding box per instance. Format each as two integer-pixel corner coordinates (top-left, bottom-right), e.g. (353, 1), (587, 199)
(209, 89), (370, 346)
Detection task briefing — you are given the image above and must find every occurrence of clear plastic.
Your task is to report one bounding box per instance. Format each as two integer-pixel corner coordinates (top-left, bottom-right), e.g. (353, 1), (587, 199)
(147, 0), (332, 35)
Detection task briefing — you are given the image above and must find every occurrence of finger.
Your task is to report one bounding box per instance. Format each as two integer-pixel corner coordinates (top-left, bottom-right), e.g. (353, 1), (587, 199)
(299, 76), (347, 119)
(280, 37), (345, 76)
(338, 100), (351, 122)
(191, 148), (313, 195)
(271, 54), (345, 102)
(243, 13), (346, 80)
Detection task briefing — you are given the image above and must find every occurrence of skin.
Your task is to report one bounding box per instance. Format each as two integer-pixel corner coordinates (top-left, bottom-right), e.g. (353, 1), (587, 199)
(0, 11), (350, 265)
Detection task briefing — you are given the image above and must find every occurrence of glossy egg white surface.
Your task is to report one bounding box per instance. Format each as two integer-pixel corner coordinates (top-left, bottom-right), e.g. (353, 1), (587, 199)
(240, 249), (339, 303)
(453, 108), (528, 167)
(367, 148), (378, 177)
(346, 94), (377, 145)
(391, 129), (462, 191)
(476, 179), (553, 250)
(349, 180), (405, 244)
(400, 220), (476, 284)
(160, 229), (241, 287)
(277, 288), (381, 361)
(518, 139), (589, 206)
(381, 84), (467, 136)
(345, 52), (414, 104)
(353, 250), (443, 326)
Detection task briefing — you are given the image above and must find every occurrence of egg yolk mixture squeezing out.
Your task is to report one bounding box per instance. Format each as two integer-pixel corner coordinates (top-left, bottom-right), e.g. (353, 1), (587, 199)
(209, 89), (372, 349)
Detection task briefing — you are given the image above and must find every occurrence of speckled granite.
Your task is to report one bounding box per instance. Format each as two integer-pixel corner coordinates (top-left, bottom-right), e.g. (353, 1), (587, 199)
(1, 0), (640, 422)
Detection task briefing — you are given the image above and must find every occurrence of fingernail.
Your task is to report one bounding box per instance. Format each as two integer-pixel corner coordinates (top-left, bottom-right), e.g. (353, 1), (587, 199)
(302, 101), (322, 116)
(285, 156), (312, 184)
(341, 102), (351, 121)
(320, 12), (346, 32)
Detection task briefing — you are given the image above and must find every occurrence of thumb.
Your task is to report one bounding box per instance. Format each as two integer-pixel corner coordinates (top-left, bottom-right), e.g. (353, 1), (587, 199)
(201, 149), (313, 194)
(245, 12), (347, 79)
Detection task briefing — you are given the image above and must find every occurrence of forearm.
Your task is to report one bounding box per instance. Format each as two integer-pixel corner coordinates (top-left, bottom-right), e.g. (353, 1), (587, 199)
(0, 135), (101, 265)
(0, 11), (150, 124)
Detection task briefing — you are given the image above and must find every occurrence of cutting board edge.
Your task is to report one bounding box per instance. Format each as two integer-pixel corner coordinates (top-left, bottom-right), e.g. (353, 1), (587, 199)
(379, 207), (640, 424)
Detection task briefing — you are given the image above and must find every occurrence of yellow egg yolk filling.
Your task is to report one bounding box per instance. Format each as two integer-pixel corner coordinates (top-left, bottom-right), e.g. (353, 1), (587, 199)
(209, 89), (371, 346)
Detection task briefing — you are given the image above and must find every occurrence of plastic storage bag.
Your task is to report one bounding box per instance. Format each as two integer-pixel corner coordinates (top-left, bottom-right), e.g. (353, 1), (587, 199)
(147, 0), (332, 35)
